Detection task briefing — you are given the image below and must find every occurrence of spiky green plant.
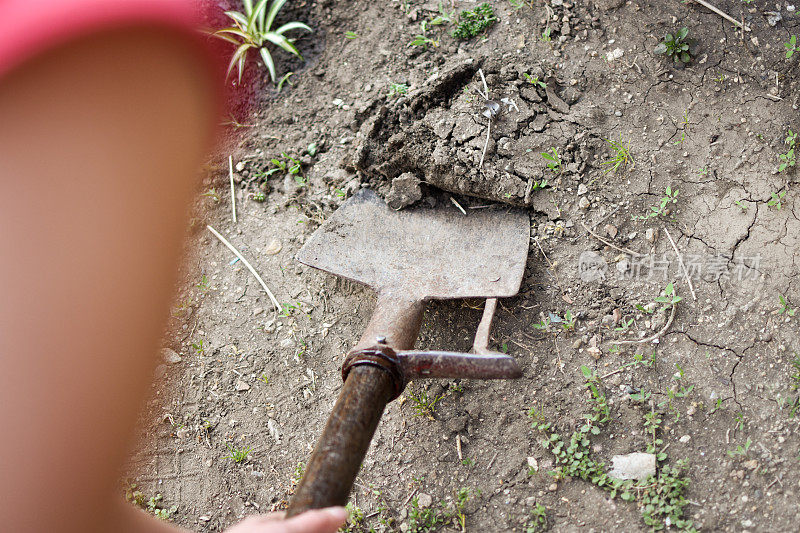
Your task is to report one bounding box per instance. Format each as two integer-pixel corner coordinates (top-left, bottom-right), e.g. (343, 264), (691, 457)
(213, 0), (312, 84)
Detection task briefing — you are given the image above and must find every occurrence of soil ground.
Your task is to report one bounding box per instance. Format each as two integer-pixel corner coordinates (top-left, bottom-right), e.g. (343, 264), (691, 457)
(126, 1), (800, 531)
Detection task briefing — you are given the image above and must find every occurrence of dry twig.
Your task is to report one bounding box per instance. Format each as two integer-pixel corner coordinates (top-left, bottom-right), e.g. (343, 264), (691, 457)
(207, 225), (280, 312)
(689, 0), (750, 31)
(664, 228), (697, 301)
(580, 221), (643, 257)
(228, 156), (237, 224)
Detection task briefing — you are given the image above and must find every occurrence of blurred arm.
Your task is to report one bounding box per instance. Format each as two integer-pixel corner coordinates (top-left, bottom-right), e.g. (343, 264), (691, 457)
(0, 27), (215, 533)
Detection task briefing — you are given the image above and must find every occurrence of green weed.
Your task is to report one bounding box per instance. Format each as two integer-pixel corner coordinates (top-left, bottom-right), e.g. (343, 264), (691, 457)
(534, 367), (695, 531)
(601, 137), (635, 174)
(276, 71), (294, 92)
(226, 443), (252, 463)
(727, 437), (752, 458)
(407, 388), (445, 419)
(407, 487), (473, 532)
(389, 83), (409, 97)
(786, 35), (799, 59)
(525, 503), (548, 532)
(654, 27), (692, 64)
(768, 190), (787, 210)
(523, 73), (546, 88)
(452, 3), (496, 40)
(213, 0), (312, 84)
(191, 340), (206, 356)
(541, 147), (563, 174)
(633, 187), (679, 221)
(344, 31), (358, 39)
(779, 295), (797, 316)
(779, 130), (797, 172)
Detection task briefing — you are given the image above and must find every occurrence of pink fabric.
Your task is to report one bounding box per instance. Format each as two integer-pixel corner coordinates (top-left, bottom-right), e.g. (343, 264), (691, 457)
(0, 0), (218, 79)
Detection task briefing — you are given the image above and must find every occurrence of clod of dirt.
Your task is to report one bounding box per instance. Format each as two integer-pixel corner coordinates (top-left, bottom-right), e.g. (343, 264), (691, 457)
(385, 172), (423, 210)
(609, 452), (656, 481)
(353, 58), (595, 208)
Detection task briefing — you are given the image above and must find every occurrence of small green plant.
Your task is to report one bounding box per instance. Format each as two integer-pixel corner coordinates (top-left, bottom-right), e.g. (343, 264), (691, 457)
(250, 191), (266, 202)
(779, 295), (797, 316)
(525, 503), (548, 532)
(344, 30), (358, 39)
(659, 362), (694, 422)
(226, 442), (252, 463)
(388, 83), (409, 97)
(540, 26), (552, 43)
(147, 494), (178, 521)
(655, 282), (682, 306)
(768, 190), (787, 210)
(786, 35), (799, 59)
(734, 199), (749, 211)
(191, 340), (206, 356)
(532, 316), (551, 331)
(266, 153), (305, 185)
(124, 482), (147, 507)
(197, 274), (209, 291)
(633, 186), (679, 220)
(535, 366), (695, 531)
(461, 457), (475, 467)
(779, 130), (797, 171)
(581, 365), (610, 425)
(340, 502), (365, 531)
(541, 147), (563, 174)
(201, 188), (221, 202)
(406, 488), (473, 533)
(522, 73), (546, 88)
(601, 137), (635, 174)
(276, 71), (293, 92)
(409, 30), (439, 49)
(452, 3), (497, 40)
(654, 27), (692, 64)
(260, 373), (269, 384)
(291, 462), (305, 486)
(407, 388), (444, 419)
(334, 188), (346, 198)
(213, 0), (312, 84)
(727, 437), (752, 458)
(561, 310), (577, 332)
(279, 301), (301, 317)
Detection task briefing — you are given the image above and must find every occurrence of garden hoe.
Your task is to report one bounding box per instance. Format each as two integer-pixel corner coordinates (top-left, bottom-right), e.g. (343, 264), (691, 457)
(286, 188), (530, 516)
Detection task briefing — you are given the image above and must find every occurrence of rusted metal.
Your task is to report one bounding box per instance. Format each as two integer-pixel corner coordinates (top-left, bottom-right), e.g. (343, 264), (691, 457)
(342, 345), (403, 400)
(472, 297), (498, 355)
(287, 365), (395, 515)
(287, 188), (530, 517)
(295, 189), (529, 301)
(397, 349), (521, 380)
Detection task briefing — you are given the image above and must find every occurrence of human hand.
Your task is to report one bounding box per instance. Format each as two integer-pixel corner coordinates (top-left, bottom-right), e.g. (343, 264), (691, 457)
(223, 508), (348, 533)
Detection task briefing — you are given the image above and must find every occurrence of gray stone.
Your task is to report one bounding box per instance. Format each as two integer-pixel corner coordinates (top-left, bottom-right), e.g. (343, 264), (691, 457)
(154, 364), (167, 380)
(161, 348), (182, 364)
(235, 379), (251, 392)
(416, 493), (433, 508)
(609, 452), (656, 481)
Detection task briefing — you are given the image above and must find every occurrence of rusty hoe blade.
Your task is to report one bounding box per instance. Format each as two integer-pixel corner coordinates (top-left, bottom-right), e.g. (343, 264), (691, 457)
(286, 189), (530, 516)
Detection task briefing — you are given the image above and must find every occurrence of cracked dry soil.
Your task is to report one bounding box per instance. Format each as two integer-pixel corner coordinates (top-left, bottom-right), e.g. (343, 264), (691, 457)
(126, 1), (800, 531)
